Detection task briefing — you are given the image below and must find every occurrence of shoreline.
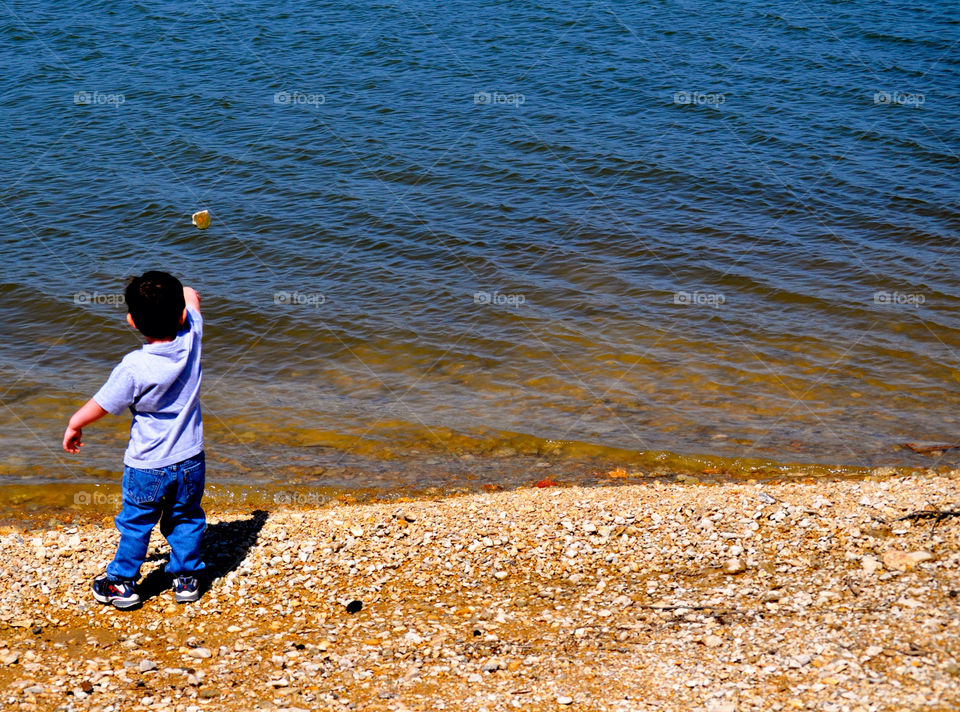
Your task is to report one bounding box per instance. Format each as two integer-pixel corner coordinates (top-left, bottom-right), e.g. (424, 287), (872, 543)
(0, 459), (951, 532)
(1, 472), (959, 711)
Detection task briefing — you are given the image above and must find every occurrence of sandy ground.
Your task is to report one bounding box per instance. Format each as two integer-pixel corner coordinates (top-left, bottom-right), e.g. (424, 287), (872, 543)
(1, 471), (959, 712)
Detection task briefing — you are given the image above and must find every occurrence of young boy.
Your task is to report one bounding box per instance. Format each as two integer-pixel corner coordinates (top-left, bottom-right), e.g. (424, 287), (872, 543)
(63, 271), (206, 609)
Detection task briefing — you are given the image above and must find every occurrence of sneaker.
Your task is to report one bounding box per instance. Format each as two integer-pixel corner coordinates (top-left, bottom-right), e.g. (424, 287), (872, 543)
(92, 575), (140, 609)
(172, 575), (200, 603)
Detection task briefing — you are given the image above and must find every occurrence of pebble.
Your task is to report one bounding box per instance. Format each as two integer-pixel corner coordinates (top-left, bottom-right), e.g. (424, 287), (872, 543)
(723, 557), (747, 575)
(861, 555), (882, 574)
(706, 701), (737, 712)
(787, 654), (812, 668)
(557, 696), (574, 705)
(882, 550), (934, 571)
(703, 635), (723, 648)
(138, 658), (158, 672)
(188, 647), (213, 659)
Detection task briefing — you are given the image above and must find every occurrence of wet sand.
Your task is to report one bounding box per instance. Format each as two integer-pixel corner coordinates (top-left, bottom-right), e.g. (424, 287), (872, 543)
(1, 471), (958, 711)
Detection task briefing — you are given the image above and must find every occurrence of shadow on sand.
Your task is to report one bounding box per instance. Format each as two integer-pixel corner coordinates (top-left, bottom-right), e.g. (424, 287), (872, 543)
(138, 509), (269, 603)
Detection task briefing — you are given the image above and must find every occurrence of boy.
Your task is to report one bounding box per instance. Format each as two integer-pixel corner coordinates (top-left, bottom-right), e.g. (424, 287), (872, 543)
(63, 271), (206, 609)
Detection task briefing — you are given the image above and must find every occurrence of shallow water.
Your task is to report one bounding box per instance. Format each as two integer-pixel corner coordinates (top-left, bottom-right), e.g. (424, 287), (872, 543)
(2, 1), (959, 491)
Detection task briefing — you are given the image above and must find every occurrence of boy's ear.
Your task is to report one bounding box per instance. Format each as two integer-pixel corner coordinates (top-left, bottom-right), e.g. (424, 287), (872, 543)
(126, 313), (136, 330)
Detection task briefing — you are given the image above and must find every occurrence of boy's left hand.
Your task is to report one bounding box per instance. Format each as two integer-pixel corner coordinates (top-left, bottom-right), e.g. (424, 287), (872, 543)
(63, 426), (84, 453)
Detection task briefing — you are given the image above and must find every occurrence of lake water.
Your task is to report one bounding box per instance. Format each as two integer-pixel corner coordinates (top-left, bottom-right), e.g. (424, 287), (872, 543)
(2, 1), (959, 501)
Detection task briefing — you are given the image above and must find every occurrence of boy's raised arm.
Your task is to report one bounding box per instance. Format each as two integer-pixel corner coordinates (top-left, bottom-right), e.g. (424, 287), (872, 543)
(183, 286), (201, 314)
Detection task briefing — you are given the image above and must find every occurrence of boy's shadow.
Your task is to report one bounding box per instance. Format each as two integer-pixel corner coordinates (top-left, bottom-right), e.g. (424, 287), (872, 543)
(138, 509), (269, 603)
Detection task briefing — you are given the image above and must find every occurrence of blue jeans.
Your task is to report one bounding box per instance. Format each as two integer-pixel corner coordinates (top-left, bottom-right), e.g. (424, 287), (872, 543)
(106, 451), (207, 581)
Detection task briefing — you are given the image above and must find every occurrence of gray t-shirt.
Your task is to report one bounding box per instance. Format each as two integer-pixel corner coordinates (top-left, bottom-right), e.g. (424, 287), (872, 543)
(94, 306), (203, 469)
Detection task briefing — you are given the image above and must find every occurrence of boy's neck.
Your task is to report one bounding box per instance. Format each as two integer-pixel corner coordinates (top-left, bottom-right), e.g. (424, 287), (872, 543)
(145, 336), (175, 344)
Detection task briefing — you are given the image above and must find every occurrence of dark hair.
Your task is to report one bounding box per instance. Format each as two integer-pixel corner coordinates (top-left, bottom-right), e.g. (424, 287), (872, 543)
(125, 271), (186, 339)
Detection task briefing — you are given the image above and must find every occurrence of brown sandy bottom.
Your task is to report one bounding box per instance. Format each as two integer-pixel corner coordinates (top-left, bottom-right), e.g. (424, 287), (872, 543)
(1, 473), (959, 712)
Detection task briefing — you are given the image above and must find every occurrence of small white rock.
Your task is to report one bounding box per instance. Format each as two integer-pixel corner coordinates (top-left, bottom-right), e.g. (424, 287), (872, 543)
(481, 659), (501, 673)
(707, 701), (737, 712)
(861, 555), (882, 574)
(723, 558), (747, 575)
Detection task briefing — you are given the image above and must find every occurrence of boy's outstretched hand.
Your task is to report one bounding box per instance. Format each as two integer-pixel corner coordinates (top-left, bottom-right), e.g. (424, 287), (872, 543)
(63, 399), (109, 453)
(63, 425), (84, 453)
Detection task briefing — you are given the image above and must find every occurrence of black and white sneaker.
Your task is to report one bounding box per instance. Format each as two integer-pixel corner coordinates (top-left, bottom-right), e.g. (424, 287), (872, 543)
(92, 575), (140, 609)
(172, 575), (201, 603)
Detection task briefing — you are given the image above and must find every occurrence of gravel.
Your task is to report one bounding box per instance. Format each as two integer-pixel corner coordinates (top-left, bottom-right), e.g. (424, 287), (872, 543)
(0, 470), (958, 711)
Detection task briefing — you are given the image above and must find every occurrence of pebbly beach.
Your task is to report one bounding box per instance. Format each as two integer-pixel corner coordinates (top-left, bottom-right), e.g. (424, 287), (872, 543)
(5, 2), (960, 711)
(1, 470), (958, 712)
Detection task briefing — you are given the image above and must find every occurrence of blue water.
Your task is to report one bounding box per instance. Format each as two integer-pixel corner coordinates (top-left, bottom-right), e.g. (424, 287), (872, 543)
(1, 1), (959, 488)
